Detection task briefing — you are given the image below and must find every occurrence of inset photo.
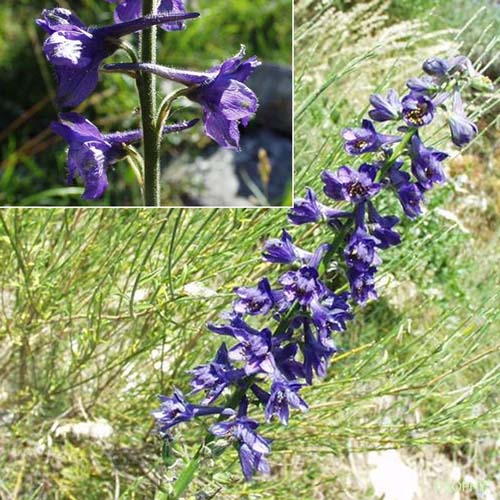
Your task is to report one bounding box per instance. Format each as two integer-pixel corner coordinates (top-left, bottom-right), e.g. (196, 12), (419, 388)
(0, 0), (292, 207)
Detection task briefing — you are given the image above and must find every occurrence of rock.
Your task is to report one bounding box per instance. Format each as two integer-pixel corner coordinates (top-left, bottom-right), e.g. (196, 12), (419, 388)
(53, 420), (113, 441)
(247, 63), (292, 136)
(367, 450), (420, 500)
(162, 128), (292, 206)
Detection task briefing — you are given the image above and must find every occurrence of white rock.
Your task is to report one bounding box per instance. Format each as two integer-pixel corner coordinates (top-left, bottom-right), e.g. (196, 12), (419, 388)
(183, 282), (217, 298)
(367, 450), (420, 500)
(54, 420), (113, 440)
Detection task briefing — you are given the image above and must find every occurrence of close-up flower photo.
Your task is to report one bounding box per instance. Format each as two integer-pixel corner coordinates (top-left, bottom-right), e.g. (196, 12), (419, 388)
(0, 0), (292, 206)
(0, 0), (499, 499)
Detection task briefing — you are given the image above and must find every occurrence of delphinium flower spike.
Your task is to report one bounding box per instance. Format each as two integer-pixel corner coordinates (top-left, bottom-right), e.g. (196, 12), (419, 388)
(150, 54), (493, 490)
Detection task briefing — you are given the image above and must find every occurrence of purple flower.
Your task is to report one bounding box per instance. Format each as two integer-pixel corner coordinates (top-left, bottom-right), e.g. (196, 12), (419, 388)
(152, 389), (196, 433)
(448, 91), (478, 147)
(105, 0), (187, 31)
(208, 318), (275, 375)
(423, 55), (473, 79)
(152, 388), (229, 433)
(348, 267), (378, 305)
(36, 8), (199, 107)
(279, 267), (325, 307)
(301, 319), (337, 384)
(189, 343), (243, 404)
(36, 8), (86, 32)
(387, 160), (409, 188)
(288, 187), (351, 225)
(238, 442), (271, 481)
(368, 89), (401, 122)
(262, 229), (313, 264)
(367, 203), (401, 249)
(322, 163), (381, 204)
(271, 333), (305, 380)
(51, 112), (197, 199)
(345, 226), (382, 272)
(388, 162), (425, 219)
(406, 76), (438, 93)
(310, 292), (352, 335)
(210, 408), (271, 481)
(263, 377), (308, 425)
(105, 46), (260, 150)
(422, 57), (450, 77)
(401, 91), (436, 127)
(398, 183), (425, 219)
(342, 119), (400, 155)
(410, 135), (448, 189)
(447, 56), (474, 75)
(233, 278), (277, 316)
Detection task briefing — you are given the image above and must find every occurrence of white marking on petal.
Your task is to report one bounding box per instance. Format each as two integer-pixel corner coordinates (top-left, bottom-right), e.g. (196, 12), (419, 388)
(48, 33), (85, 65)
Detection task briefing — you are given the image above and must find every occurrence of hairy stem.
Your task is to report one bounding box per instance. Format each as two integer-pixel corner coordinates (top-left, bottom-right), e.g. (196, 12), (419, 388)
(138, 0), (160, 206)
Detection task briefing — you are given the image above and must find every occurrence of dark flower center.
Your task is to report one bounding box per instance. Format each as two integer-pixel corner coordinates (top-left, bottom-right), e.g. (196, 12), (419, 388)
(170, 408), (181, 418)
(247, 298), (264, 312)
(405, 104), (427, 125)
(355, 140), (368, 150)
(347, 182), (368, 198)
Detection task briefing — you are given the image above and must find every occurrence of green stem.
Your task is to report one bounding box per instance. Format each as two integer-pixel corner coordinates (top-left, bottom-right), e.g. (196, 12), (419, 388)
(156, 88), (190, 137)
(138, 0), (160, 206)
(170, 384), (251, 499)
(377, 128), (416, 180)
(117, 40), (139, 63)
(172, 448), (203, 499)
(124, 147), (145, 201)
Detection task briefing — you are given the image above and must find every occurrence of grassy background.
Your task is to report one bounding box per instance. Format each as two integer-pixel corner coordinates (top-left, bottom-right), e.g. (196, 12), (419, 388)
(0, 0), (292, 206)
(0, 0), (499, 498)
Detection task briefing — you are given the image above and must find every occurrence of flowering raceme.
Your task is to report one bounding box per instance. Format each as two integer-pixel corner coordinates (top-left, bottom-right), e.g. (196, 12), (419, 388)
(150, 54), (492, 485)
(36, 4), (261, 203)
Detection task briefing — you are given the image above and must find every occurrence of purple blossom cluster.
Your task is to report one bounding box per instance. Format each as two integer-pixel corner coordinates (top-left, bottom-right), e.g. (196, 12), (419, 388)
(36, 2), (260, 199)
(150, 55), (490, 481)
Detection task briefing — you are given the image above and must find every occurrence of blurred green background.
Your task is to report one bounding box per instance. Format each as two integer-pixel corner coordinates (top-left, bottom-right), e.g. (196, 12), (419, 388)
(0, 0), (292, 206)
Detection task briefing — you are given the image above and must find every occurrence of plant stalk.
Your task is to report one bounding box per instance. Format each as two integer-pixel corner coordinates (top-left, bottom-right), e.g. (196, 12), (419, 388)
(377, 128), (416, 180)
(138, 0), (160, 206)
